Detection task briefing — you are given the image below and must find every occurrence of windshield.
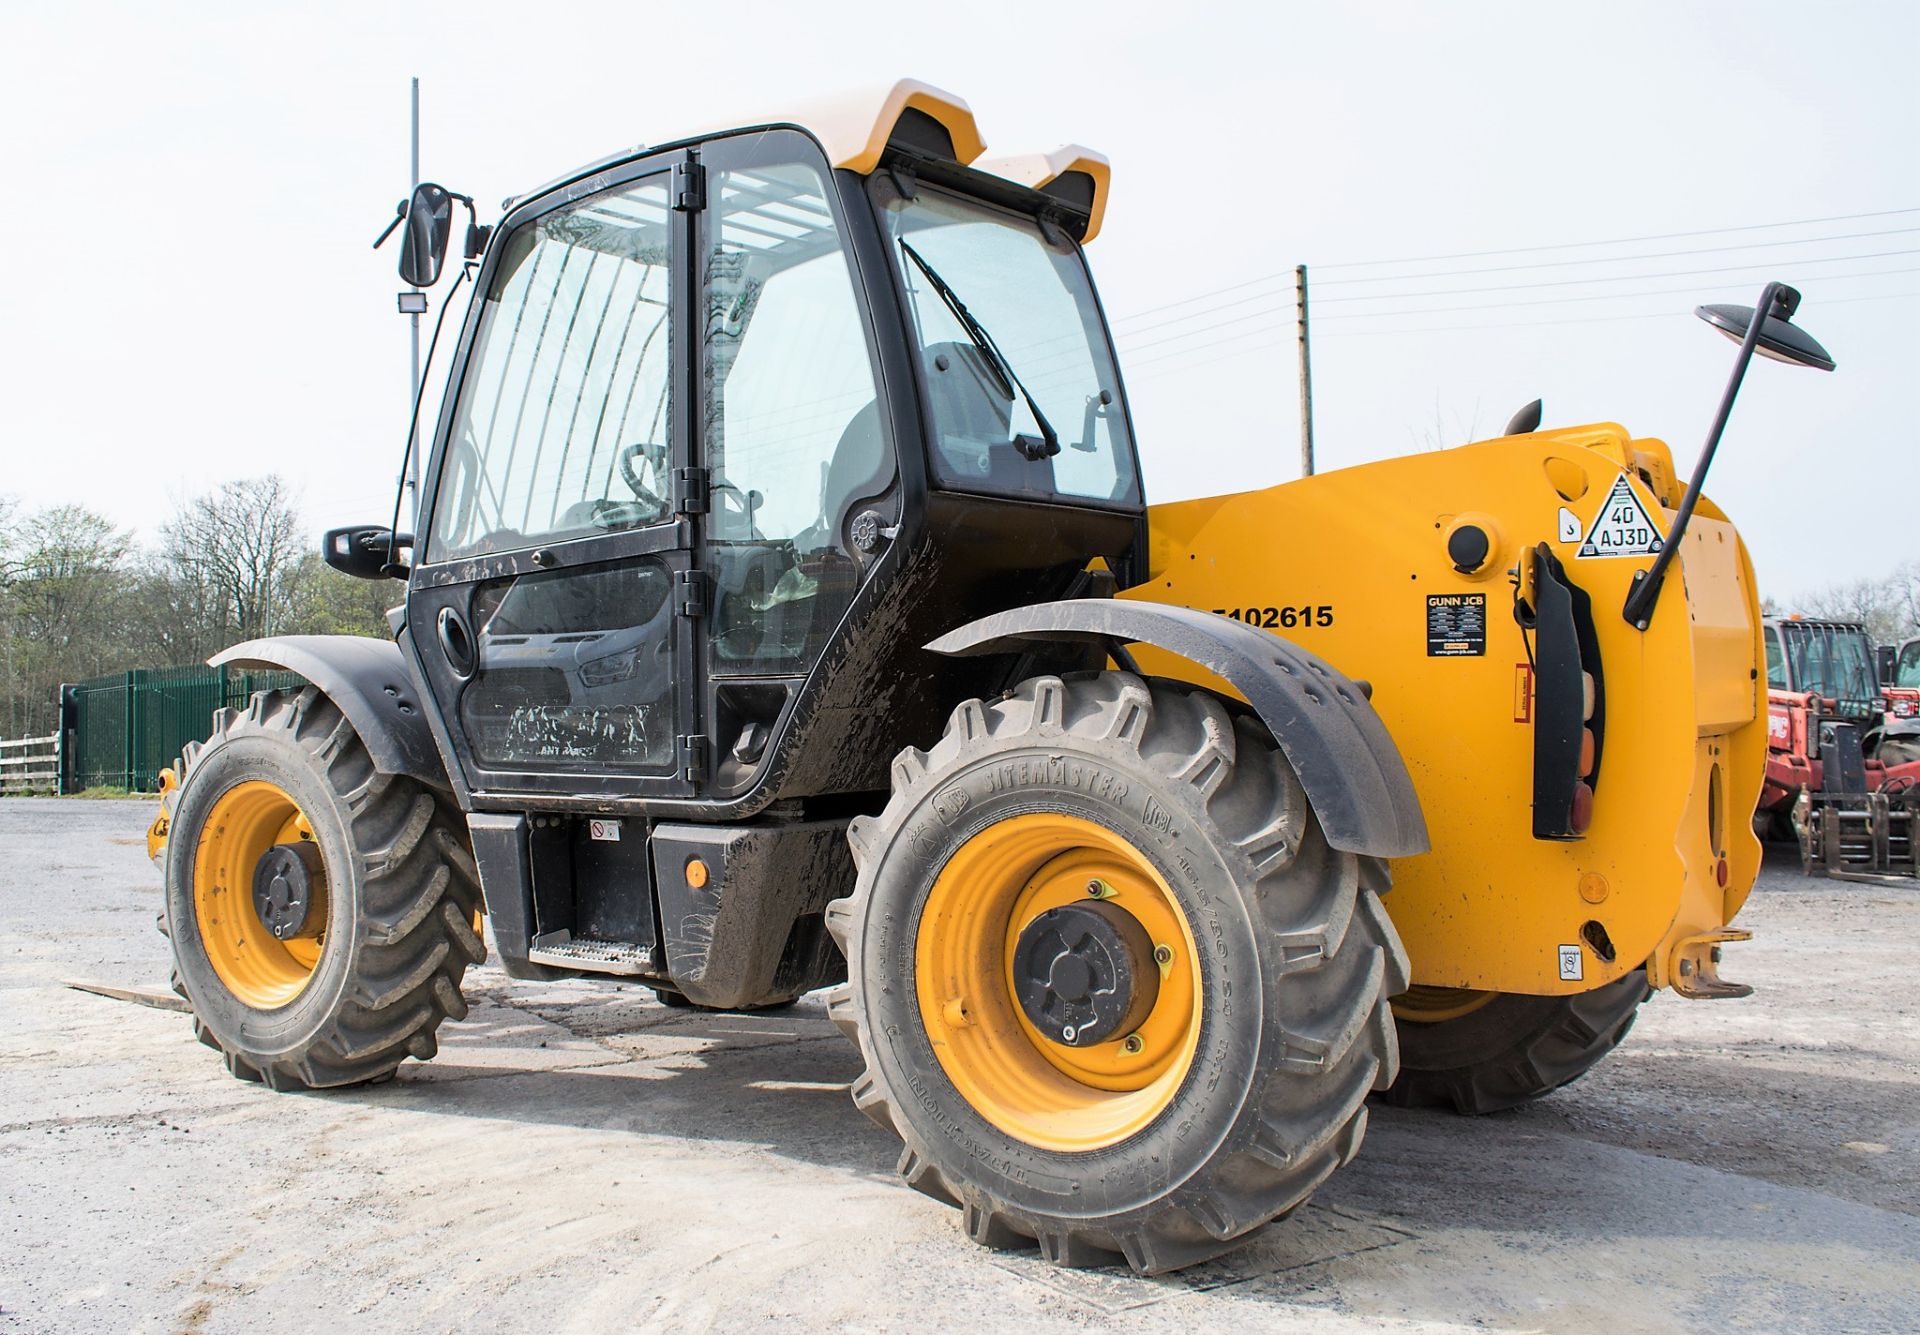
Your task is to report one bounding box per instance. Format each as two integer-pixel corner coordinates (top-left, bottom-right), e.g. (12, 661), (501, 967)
(879, 184), (1138, 506)
(1780, 623), (1878, 713)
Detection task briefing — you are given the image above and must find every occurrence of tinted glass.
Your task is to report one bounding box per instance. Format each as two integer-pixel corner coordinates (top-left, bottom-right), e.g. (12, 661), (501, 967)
(459, 558), (677, 773)
(1899, 641), (1920, 689)
(430, 176), (674, 562)
(879, 185), (1136, 506)
(703, 160), (889, 675)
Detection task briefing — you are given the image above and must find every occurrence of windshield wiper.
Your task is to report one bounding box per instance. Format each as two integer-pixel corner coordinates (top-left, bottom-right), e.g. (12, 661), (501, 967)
(899, 240), (1060, 460)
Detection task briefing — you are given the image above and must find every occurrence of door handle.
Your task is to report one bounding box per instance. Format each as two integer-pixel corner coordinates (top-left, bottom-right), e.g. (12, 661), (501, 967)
(437, 606), (477, 679)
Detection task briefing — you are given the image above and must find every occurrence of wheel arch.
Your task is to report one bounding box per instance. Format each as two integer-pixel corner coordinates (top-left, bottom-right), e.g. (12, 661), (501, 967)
(925, 599), (1428, 859)
(210, 636), (450, 788)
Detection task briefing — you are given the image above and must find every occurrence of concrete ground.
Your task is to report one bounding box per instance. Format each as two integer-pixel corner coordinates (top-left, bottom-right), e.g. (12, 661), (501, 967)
(1, 797), (1915, 1334)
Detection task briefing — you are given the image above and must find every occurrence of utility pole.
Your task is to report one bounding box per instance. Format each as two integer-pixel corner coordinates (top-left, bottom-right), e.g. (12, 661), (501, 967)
(406, 76), (423, 528)
(1295, 264), (1315, 478)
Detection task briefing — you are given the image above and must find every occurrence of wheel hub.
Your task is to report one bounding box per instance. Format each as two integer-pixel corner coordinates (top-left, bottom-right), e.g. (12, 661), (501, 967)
(251, 842), (325, 941)
(1011, 900), (1158, 1047)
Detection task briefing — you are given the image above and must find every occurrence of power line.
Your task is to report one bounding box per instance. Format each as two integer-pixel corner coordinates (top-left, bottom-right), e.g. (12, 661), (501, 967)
(1103, 256), (1913, 365)
(1313, 265), (1920, 323)
(1316, 289), (1920, 338)
(1312, 207), (1920, 270)
(1118, 289), (1917, 381)
(1104, 246), (1915, 349)
(1312, 227), (1920, 287)
(1307, 247), (1920, 306)
(1107, 209), (1920, 326)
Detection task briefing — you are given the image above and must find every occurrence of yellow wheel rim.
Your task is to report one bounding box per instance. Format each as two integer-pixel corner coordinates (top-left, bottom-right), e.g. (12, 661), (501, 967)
(915, 813), (1201, 1153)
(1392, 984), (1496, 1024)
(192, 780), (326, 1009)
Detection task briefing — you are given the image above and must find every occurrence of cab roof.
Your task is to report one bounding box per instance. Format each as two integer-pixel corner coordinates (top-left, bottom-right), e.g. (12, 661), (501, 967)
(515, 78), (1112, 243)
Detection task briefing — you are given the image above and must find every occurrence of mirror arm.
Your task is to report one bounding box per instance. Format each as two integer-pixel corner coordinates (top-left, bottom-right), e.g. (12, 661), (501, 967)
(1621, 280), (1787, 631)
(372, 199), (408, 250)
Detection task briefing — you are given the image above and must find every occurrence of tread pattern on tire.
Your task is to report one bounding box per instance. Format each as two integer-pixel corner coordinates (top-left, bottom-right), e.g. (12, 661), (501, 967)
(162, 686), (483, 1090)
(825, 672), (1408, 1274)
(1381, 969), (1650, 1115)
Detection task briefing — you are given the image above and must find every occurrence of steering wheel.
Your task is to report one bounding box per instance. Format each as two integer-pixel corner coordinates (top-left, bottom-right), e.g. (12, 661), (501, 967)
(710, 480), (763, 541)
(618, 442), (668, 512)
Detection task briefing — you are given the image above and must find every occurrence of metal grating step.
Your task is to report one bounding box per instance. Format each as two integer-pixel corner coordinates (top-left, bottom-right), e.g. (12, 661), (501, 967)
(527, 931), (656, 976)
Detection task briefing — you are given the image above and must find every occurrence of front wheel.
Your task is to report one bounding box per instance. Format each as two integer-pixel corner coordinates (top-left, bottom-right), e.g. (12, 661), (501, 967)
(826, 673), (1409, 1274)
(164, 687), (485, 1089)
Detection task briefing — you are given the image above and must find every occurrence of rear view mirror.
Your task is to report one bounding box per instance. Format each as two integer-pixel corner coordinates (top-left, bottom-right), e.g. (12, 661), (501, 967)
(1695, 299), (1836, 372)
(399, 183), (455, 288)
(324, 525), (413, 581)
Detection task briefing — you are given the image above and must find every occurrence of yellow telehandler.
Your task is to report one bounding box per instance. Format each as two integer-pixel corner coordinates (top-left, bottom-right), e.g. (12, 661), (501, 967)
(148, 80), (1831, 1273)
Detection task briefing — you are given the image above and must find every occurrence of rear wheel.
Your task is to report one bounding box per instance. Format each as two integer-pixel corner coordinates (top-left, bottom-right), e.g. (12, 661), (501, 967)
(1381, 971), (1650, 1114)
(163, 687), (484, 1089)
(827, 673), (1408, 1274)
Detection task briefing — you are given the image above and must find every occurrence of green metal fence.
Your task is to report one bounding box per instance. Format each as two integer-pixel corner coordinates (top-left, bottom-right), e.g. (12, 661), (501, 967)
(61, 665), (304, 793)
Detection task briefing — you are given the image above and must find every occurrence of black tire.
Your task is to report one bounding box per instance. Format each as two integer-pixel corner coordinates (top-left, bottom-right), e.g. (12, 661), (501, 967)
(163, 687), (484, 1090)
(649, 988), (798, 1013)
(826, 673), (1409, 1275)
(1381, 970), (1651, 1114)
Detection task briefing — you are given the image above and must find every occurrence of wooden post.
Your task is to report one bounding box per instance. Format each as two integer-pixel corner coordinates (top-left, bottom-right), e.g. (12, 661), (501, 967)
(1296, 264), (1315, 478)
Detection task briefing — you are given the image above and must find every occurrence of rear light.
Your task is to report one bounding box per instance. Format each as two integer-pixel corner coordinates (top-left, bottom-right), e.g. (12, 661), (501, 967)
(1579, 727), (1596, 777)
(1571, 782), (1595, 834)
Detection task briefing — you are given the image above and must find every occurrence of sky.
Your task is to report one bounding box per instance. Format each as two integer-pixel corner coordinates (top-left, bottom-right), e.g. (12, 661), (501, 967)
(0, 1), (1913, 602)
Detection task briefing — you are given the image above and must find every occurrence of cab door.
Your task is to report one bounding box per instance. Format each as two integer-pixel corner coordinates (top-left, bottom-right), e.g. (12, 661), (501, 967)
(408, 157), (701, 802)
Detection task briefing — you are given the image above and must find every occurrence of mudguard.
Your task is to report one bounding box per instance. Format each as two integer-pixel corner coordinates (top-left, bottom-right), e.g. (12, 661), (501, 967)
(925, 599), (1429, 858)
(211, 636), (450, 788)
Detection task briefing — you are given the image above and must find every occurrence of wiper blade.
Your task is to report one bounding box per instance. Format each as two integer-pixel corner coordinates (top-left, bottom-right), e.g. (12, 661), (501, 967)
(899, 240), (1060, 460)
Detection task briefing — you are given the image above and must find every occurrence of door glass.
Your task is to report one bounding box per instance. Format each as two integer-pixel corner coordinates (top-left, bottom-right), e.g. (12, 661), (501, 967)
(429, 175), (674, 562)
(1764, 626), (1786, 689)
(702, 160), (889, 675)
(460, 558), (678, 773)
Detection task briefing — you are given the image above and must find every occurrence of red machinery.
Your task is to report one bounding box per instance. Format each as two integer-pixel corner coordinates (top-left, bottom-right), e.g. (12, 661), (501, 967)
(1761, 618), (1920, 878)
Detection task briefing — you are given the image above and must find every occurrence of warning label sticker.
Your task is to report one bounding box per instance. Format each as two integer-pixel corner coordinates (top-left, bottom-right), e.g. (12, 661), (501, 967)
(1426, 593), (1487, 657)
(1577, 474), (1664, 559)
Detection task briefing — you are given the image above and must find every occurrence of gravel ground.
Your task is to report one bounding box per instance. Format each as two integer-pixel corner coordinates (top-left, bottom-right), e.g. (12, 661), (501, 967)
(1, 796), (1916, 1333)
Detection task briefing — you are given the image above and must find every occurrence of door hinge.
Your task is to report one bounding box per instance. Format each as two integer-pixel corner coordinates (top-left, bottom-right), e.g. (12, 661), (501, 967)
(676, 734), (708, 783)
(673, 465), (710, 516)
(673, 159), (706, 213)
(673, 568), (709, 618)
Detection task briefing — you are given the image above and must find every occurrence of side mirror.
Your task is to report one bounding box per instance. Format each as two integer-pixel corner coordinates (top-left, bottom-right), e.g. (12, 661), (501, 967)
(323, 525), (413, 581)
(399, 183), (455, 288)
(1876, 643), (1897, 688)
(1696, 297), (1836, 372)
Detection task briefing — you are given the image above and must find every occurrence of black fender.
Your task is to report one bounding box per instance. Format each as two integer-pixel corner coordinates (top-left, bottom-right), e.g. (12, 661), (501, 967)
(926, 599), (1429, 858)
(211, 636), (450, 788)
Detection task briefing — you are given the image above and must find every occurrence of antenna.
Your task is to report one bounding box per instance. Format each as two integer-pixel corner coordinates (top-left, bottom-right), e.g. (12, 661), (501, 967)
(403, 76), (423, 531)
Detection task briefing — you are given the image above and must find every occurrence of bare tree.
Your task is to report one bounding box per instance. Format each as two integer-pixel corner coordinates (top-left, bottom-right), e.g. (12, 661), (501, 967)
(1794, 563), (1920, 645)
(161, 476), (305, 646)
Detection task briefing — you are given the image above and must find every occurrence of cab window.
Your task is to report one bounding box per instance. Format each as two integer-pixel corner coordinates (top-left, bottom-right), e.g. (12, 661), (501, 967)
(429, 175), (674, 562)
(1899, 640), (1920, 689)
(701, 158), (890, 676)
(1764, 626), (1786, 689)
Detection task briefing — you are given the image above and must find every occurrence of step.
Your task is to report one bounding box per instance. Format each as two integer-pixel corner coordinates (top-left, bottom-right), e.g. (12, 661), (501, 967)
(527, 931), (657, 976)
